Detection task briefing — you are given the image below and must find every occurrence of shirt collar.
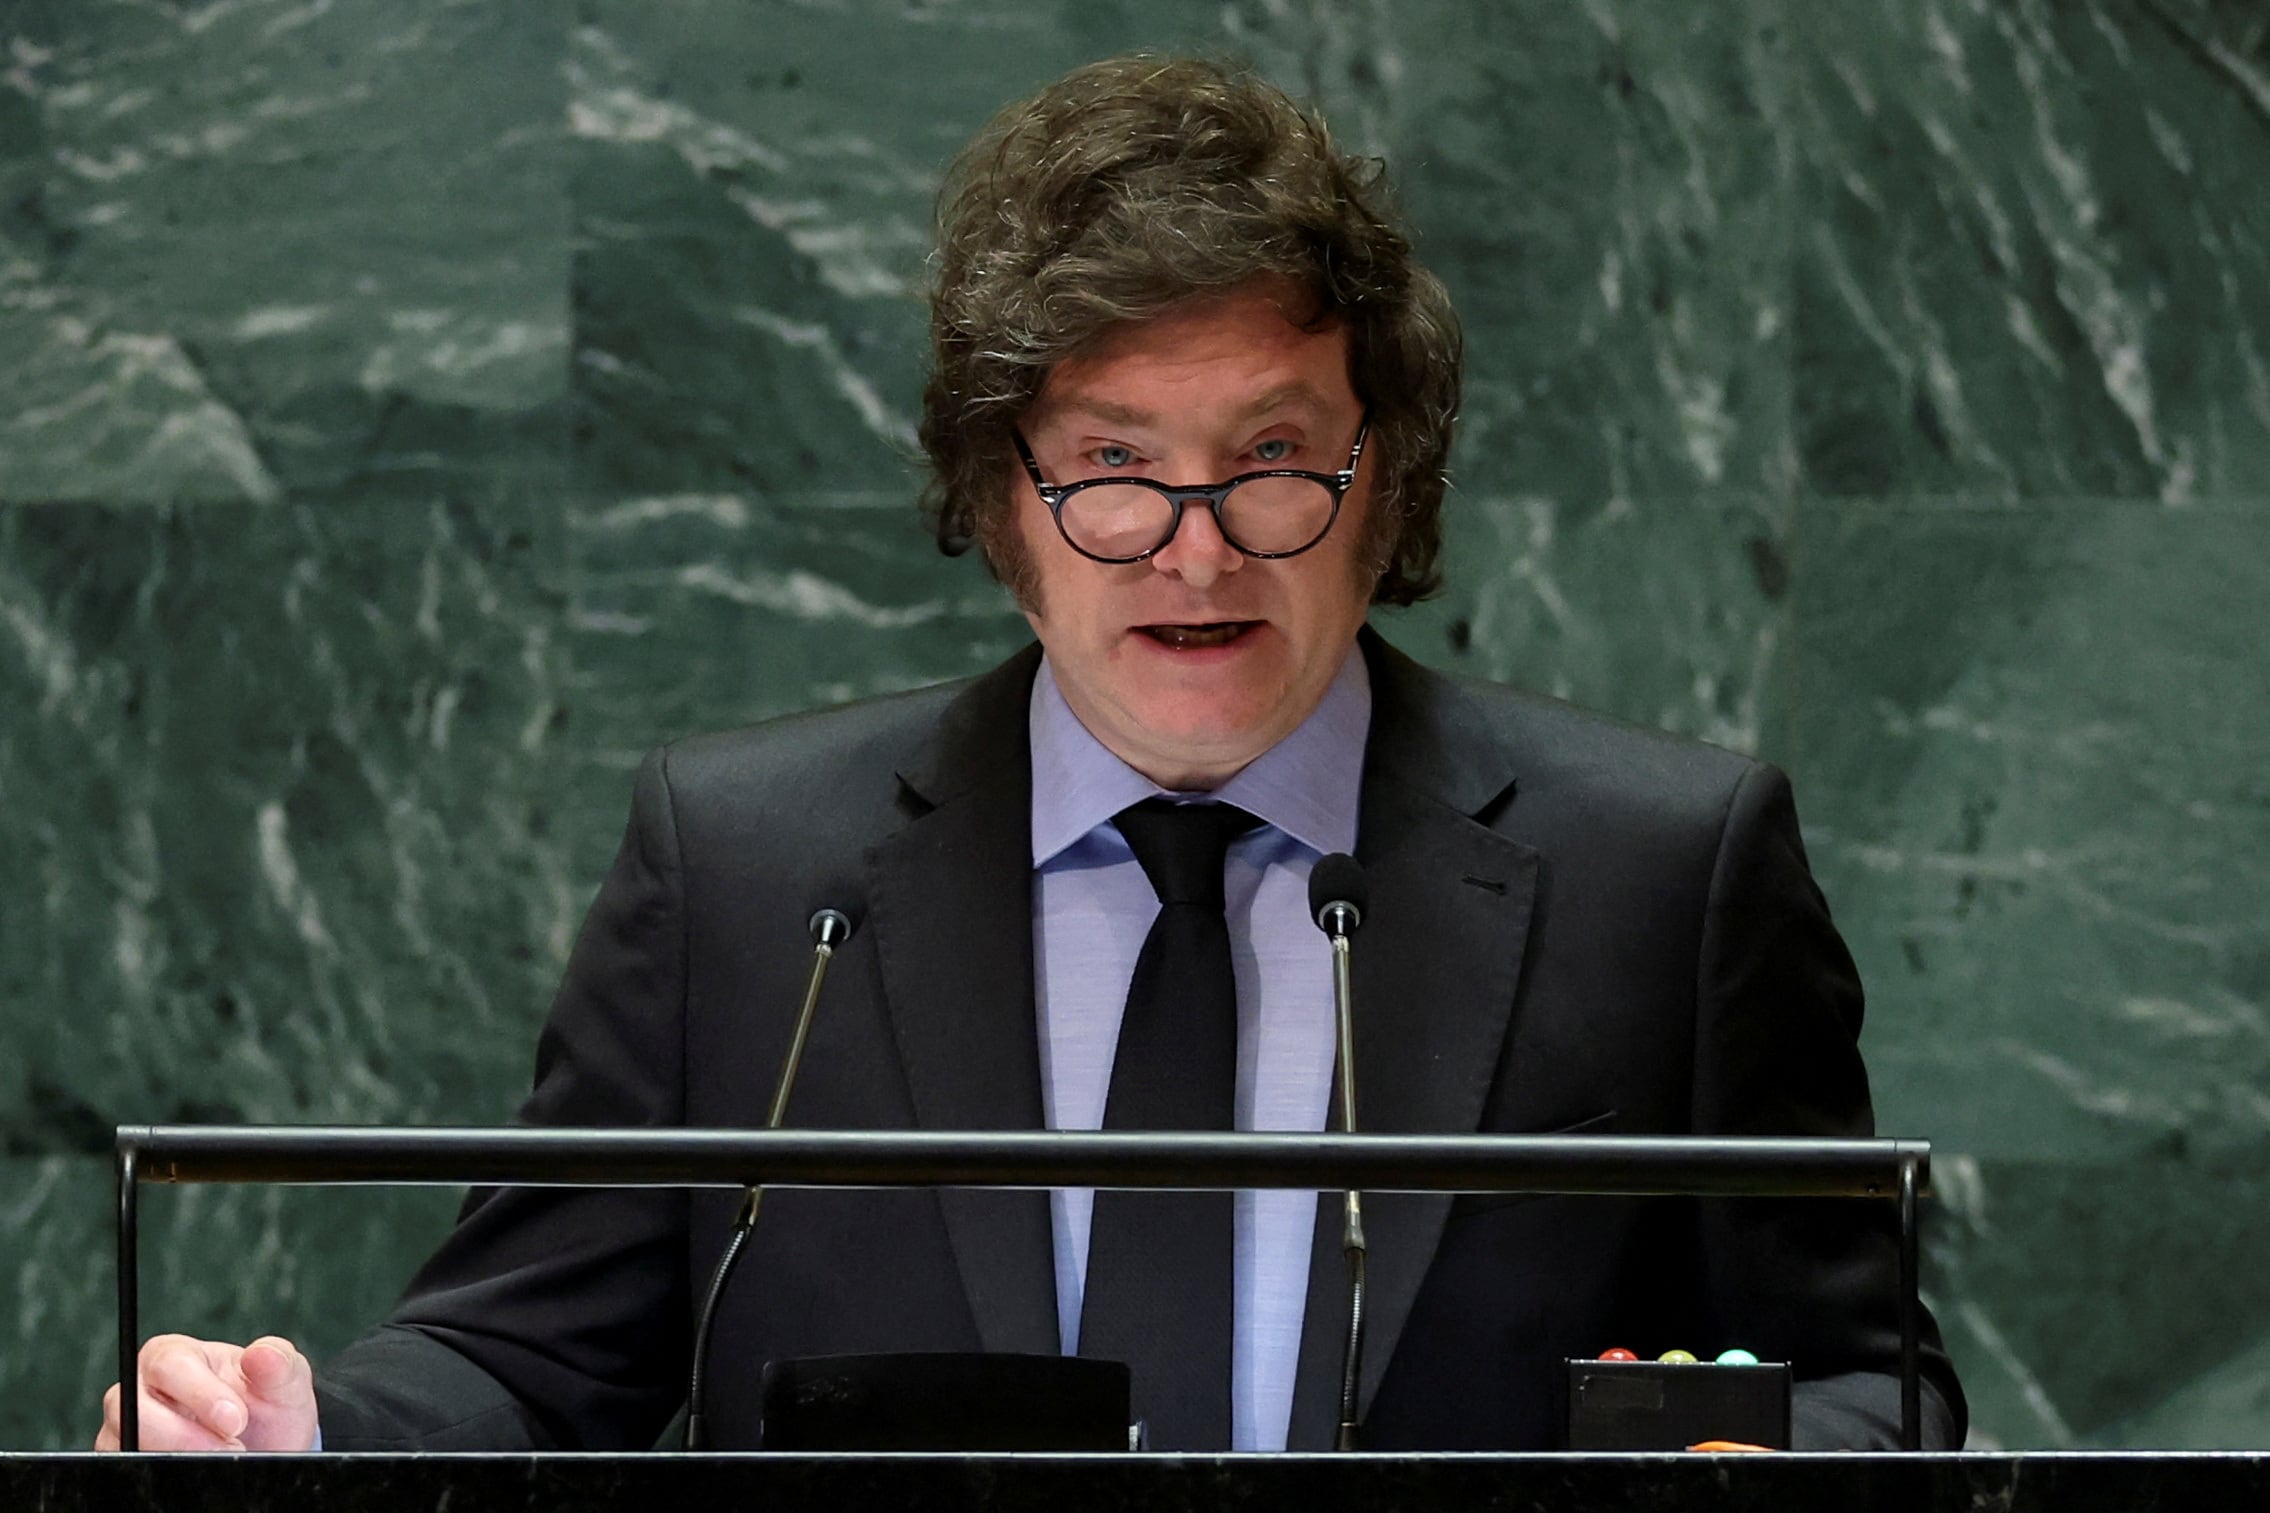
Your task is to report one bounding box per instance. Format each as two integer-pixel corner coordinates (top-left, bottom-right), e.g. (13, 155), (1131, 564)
(1028, 644), (1370, 866)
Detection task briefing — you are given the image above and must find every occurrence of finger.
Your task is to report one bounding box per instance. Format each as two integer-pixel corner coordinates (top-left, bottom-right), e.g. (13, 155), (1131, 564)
(94, 1383), (120, 1451)
(132, 1379), (243, 1452)
(240, 1337), (311, 1402)
(142, 1344), (249, 1442)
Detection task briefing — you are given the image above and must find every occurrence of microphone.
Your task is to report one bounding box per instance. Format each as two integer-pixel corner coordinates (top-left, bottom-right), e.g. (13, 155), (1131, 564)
(1307, 853), (1369, 1452)
(685, 900), (859, 1450)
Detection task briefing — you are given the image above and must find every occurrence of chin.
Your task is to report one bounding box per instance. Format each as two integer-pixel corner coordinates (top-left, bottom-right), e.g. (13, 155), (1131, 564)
(1122, 695), (1286, 768)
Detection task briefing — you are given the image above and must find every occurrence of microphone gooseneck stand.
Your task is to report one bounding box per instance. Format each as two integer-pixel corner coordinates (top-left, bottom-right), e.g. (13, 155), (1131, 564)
(684, 906), (855, 1451)
(1308, 853), (1371, 1453)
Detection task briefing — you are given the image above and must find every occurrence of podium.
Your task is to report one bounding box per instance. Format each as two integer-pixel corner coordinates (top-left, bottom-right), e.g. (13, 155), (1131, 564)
(113, 1124), (1934, 1451)
(13, 1450), (2270, 1511)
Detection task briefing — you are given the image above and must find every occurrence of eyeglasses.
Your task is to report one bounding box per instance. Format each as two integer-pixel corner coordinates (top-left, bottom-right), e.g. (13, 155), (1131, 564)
(1012, 416), (1370, 564)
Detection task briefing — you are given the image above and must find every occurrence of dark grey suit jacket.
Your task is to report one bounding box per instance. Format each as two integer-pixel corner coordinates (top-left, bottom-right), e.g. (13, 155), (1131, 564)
(317, 630), (1964, 1450)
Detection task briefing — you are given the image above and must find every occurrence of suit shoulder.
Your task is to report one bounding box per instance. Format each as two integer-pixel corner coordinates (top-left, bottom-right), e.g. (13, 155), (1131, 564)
(651, 678), (970, 813)
(1405, 653), (1770, 828)
(1421, 668), (1807, 908)
(1487, 677), (1755, 779)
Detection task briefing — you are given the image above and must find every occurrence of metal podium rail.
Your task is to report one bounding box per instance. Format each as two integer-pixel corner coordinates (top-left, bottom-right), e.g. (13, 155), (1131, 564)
(112, 1126), (1932, 1451)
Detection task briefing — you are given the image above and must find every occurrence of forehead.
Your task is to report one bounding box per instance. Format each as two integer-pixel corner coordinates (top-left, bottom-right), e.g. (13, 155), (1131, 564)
(1029, 284), (1355, 433)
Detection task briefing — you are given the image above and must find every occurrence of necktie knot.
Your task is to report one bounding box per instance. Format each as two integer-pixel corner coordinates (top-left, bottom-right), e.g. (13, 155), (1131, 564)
(1112, 798), (1260, 910)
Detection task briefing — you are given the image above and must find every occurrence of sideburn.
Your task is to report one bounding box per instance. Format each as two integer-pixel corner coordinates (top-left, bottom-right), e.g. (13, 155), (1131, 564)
(977, 512), (1045, 615)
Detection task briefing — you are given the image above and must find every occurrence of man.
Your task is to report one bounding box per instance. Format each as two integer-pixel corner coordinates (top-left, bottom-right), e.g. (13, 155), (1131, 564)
(98, 55), (1963, 1454)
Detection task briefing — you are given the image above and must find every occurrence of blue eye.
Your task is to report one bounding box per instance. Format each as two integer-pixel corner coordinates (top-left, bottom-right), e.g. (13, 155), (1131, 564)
(1094, 444), (1136, 470)
(1252, 438), (1294, 463)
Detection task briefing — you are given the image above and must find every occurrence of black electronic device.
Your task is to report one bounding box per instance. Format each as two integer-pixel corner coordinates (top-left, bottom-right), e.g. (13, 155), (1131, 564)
(757, 1352), (1132, 1452)
(1563, 1357), (1792, 1450)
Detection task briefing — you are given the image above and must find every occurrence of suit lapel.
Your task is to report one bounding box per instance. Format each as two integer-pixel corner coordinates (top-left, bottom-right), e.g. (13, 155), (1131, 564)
(866, 645), (1060, 1356)
(1287, 632), (1541, 1448)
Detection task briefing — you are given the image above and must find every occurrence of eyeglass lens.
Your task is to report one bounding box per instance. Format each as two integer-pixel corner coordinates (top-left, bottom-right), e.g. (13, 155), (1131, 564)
(1060, 475), (1336, 560)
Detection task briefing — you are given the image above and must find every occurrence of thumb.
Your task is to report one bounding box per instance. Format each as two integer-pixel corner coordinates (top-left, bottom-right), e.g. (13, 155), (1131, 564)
(239, 1337), (310, 1402)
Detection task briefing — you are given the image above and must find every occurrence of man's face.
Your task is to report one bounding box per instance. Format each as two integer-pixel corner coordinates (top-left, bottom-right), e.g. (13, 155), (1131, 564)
(1008, 281), (1376, 791)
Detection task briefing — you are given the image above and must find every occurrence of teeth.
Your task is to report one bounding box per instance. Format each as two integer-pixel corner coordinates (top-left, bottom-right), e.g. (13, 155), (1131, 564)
(1145, 622), (1247, 648)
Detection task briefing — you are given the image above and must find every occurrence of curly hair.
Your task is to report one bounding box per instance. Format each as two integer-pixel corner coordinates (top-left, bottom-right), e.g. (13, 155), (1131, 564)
(920, 55), (1461, 606)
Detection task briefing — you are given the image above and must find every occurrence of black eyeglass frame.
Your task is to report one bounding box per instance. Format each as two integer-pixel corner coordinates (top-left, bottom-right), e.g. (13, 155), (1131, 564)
(1011, 416), (1371, 565)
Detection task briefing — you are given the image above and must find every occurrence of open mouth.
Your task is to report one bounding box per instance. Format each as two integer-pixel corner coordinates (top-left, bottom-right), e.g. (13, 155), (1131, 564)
(1136, 621), (1259, 650)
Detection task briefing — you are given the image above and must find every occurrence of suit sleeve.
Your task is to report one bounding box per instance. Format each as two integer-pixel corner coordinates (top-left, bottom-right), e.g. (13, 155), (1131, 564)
(1689, 761), (1967, 1449)
(316, 748), (694, 1450)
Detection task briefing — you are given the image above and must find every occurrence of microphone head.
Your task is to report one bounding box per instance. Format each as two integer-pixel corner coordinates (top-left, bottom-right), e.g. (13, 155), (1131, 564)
(1308, 852), (1368, 935)
(804, 867), (864, 948)
(808, 908), (853, 947)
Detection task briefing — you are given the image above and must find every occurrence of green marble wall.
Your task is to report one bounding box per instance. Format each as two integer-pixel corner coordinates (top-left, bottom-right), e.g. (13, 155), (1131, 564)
(2, 0), (2263, 1451)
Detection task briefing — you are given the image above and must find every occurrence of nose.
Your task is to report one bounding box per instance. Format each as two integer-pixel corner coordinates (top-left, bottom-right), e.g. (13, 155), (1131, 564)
(1149, 496), (1243, 588)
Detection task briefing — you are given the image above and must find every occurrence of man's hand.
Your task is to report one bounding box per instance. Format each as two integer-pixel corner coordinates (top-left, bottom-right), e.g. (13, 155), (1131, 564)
(95, 1334), (318, 1452)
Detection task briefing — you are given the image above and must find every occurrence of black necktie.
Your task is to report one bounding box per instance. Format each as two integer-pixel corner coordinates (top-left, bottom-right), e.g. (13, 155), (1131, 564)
(1077, 798), (1259, 1451)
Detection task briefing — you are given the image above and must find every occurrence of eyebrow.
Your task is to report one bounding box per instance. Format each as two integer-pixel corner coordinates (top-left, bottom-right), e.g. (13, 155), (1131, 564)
(1048, 381), (1335, 433)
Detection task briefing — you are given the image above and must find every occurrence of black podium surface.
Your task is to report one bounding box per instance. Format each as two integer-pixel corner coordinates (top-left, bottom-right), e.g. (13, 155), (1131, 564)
(7, 1453), (2267, 1511)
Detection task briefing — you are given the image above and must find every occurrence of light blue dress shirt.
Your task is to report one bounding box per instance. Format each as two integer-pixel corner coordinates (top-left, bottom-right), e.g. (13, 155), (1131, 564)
(1028, 648), (1369, 1452)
